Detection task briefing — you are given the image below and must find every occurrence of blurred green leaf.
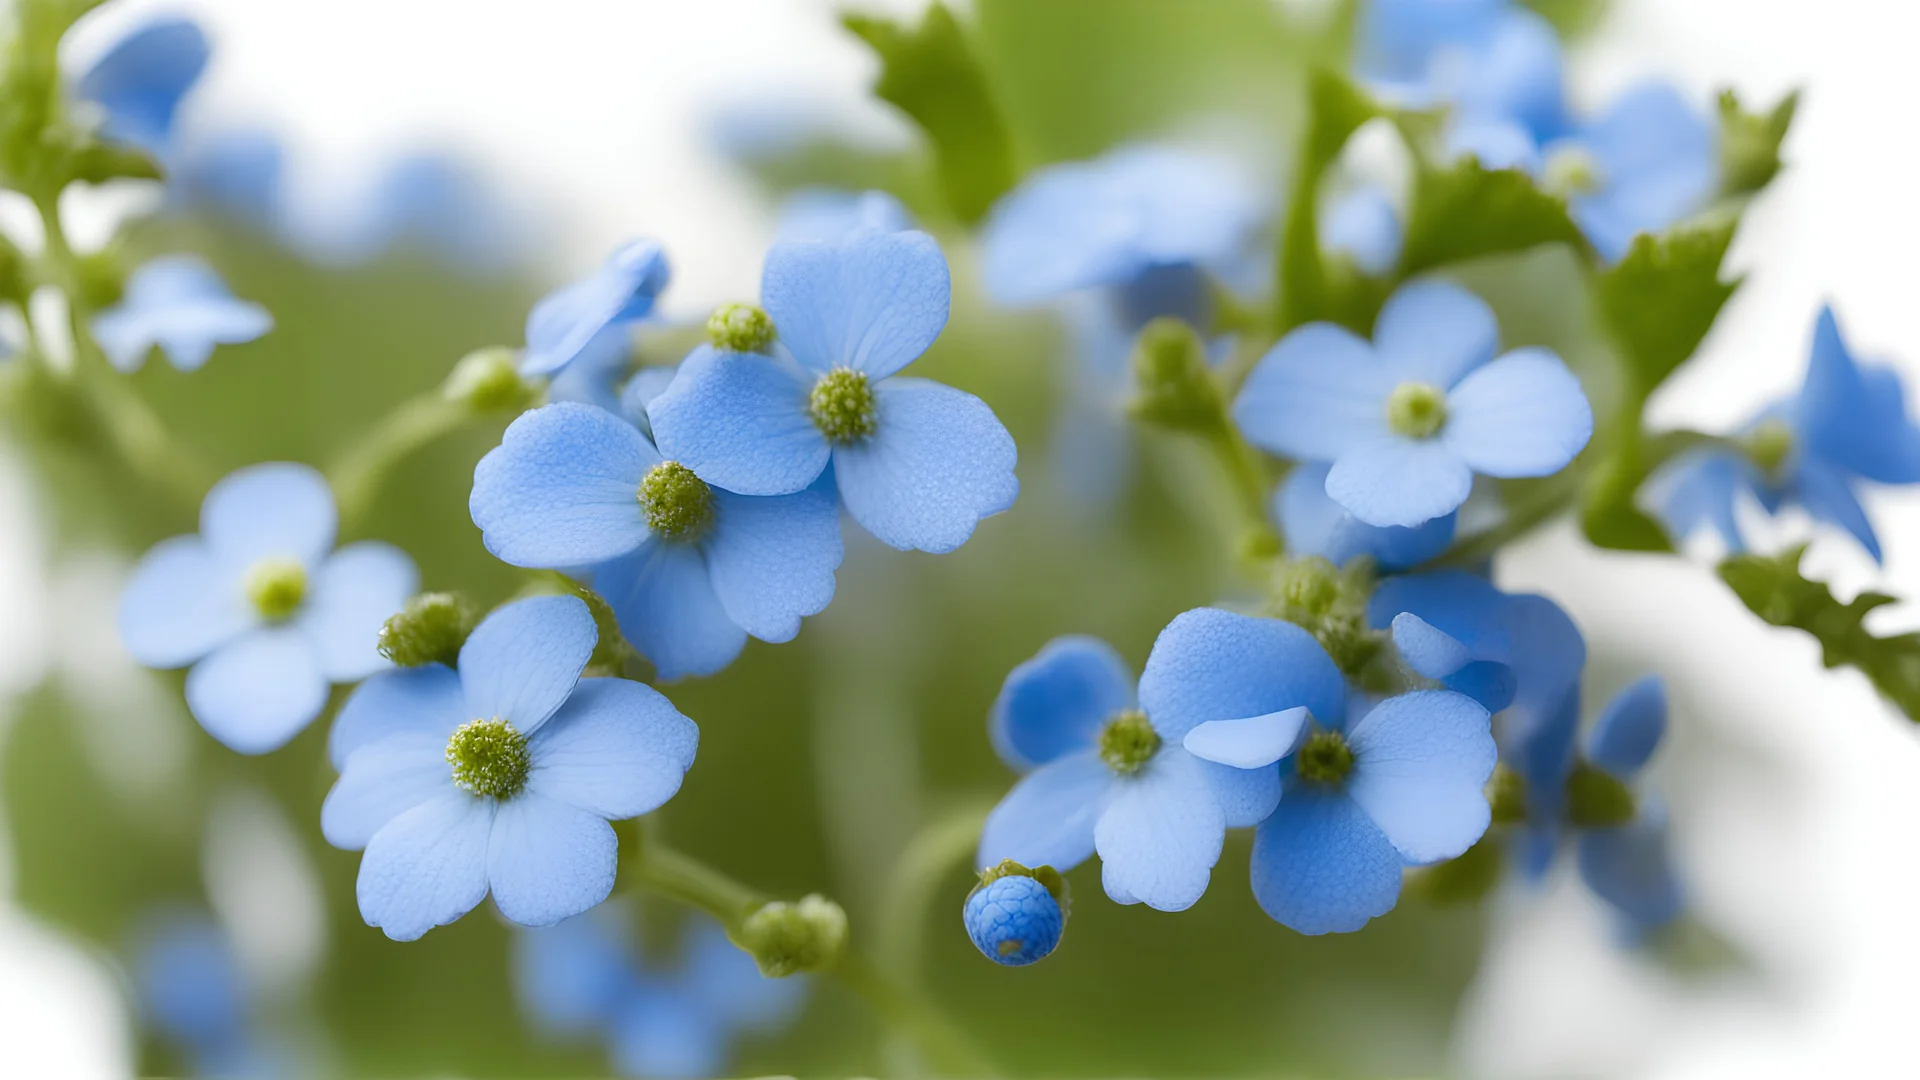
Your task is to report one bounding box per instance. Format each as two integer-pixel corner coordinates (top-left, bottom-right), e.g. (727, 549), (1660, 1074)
(1277, 69), (1381, 333)
(1718, 87), (1800, 198)
(1593, 220), (1740, 396)
(61, 139), (165, 186)
(1399, 158), (1584, 276)
(1522, 0), (1609, 37)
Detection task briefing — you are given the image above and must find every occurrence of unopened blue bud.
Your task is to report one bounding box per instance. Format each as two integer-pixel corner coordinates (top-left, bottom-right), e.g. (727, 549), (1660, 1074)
(964, 861), (1067, 967)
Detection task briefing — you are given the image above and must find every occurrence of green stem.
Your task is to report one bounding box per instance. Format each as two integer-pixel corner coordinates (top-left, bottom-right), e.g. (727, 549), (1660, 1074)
(326, 391), (470, 528)
(1207, 418), (1282, 570)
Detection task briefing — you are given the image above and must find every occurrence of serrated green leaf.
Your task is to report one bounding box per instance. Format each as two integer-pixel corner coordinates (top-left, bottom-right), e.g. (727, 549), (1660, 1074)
(1398, 158), (1585, 275)
(1276, 69), (1381, 333)
(1593, 220), (1740, 395)
(1718, 87), (1799, 198)
(842, 3), (1016, 224)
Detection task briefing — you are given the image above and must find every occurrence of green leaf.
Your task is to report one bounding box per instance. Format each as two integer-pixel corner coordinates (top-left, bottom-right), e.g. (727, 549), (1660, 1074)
(1593, 219), (1740, 396)
(842, 3), (1016, 224)
(1398, 157), (1585, 275)
(1718, 87), (1800, 197)
(1522, 0), (1609, 37)
(61, 140), (165, 186)
(1276, 69), (1380, 333)
(1719, 545), (1920, 721)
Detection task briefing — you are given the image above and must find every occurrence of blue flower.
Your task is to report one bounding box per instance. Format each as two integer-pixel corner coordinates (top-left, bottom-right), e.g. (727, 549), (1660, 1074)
(1358, 3), (1567, 144)
(522, 241), (670, 378)
(543, 325), (633, 415)
(1275, 461), (1456, 571)
(323, 595), (699, 940)
(469, 402), (844, 679)
(964, 871), (1065, 966)
(1234, 279), (1593, 527)
(1321, 186), (1403, 277)
(91, 256), (274, 373)
(648, 228), (1018, 553)
(1557, 84), (1717, 263)
(173, 129), (285, 230)
(776, 189), (914, 243)
(75, 17), (210, 153)
(979, 613), (1346, 912)
(118, 462), (416, 753)
(1651, 306), (1920, 563)
(131, 911), (286, 1079)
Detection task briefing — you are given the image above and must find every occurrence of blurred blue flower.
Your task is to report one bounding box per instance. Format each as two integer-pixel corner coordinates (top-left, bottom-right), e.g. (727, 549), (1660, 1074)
(1558, 84), (1718, 263)
(131, 911), (287, 1079)
(775, 189), (914, 243)
(1321, 186), (1402, 277)
(91, 256), (273, 373)
(1358, 2), (1567, 144)
(118, 462), (415, 754)
(470, 402), (844, 679)
(172, 129), (285, 230)
(1235, 279), (1593, 527)
(323, 595), (698, 940)
(359, 152), (527, 269)
(75, 16), (209, 153)
(649, 229), (1018, 553)
(522, 241), (670, 379)
(1275, 461), (1456, 571)
(979, 614), (1346, 912)
(1650, 306), (1920, 563)
(964, 873), (1064, 966)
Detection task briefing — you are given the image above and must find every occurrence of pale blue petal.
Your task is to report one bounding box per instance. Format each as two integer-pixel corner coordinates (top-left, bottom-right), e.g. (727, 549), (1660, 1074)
(321, 734), (455, 850)
(1588, 676), (1667, 778)
(611, 989), (727, 1080)
(1373, 280), (1499, 389)
(356, 792), (493, 941)
(1199, 759), (1285, 829)
(1322, 187), (1401, 277)
(1454, 10), (1567, 141)
(297, 541), (417, 681)
(990, 636), (1135, 771)
(683, 919), (808, 1030)
(1355, 0), (1504, 85)
(1327, 437), (1474, 528)
(1797, 454), (1882, 562)
(527, 678), (698, 819)
(1798, 307), (1920, 483)
(1578, 814), (1682, 928)
(1138, 607), (1346, 740)
(470, 403), (656, 568)
(513, 911), (633, 1034)
(1443, 348), (1593, 477)
(1110, 146), (1264, 269)
(185, 628), (328, 754)
(487, 794), (618, 928)
(647, 345), (828, 497)
(1275, 462), (1457, 570)
(118, 535), (249, 668)
(1182, 708), (1310, 770)
(777, 188), (914, 242)
(832, 377), (1018, 553)
(132, 913), (242, 1050)
(522, 241), (669, 377)
(76, 18), (209, 150)
(1094, 748), (1225, 911)
(591, 543), (747, 681)
(1444, 661), (1517, 713)
(458, 595), (596, 734)
(327, 664), (467, 770)
(1232, 325), (1393, 460)
(1250, 785), (1404, 934)
(91, 257), (273, 374)
(1646, 450), (1748, 552)
(543, 324), (631, 414)
(1445, 117), (1543, 173)
(1345, 690), (1496, 863)
(1391, 612), (1472, 678)
(199, 462), (337, 569)
(1573, 84), (1716, 262)
(977, 750), (1112, 873)
(1367, 570), (1508, 652)
(761, 229), (950, 378)
(704, 484), (843, 643)
(620, 366), (680, 435)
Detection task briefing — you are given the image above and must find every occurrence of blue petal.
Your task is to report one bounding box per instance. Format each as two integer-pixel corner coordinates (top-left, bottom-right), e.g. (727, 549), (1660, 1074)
(1499, 595), (1589, 753)
(1646, 449), (1749, 552)
(1327, 437), (1474, 528)
(1443, 348), (1593, 477)
(522, 241), (669, 377)
(458, 595), (596, 734)
(1797, 454), (1882, 562)
(1345, 690), (1496, 863)
(527, 678), (698, 819)
(1094, 747), (1224, 911)
(1798, 307), (1920, 483)
(132, 913), (243, 1049)
(356, 792), (494, 941)
(620, 365), (680, 435)
(1322, 187), (1402, 277)
(470, 403), (656, 569)
(1232, 324), (1393, 460)
(1367, 570), (1506, 646)
(1445, 118), (1543, 173)
(1275, 462), (1458, 570)
(647, 345), (828, 497)
(1587, 676), (1667, 778)
(486, 793), (618, 928)
(682, 918), (808, 1030)
(185, 628), (328, 754)
(321, 734), (455, 850)
(327, 664), (467, 770)
(91, 257), (273, 373)
(611, 988), (728, 1080)
(1200, 758), (1285, 829)
(1137, 607), (1346, 740)
(990, 636), (1135, 771)
(173, 128), (283, 228)
(762, 229), (950, 379)
(832, 377), (1018, 553)
(513, 909), (634, 1034)
(1182, 707), (1310, 769)
(977, 750), (1112, 873)
(703, 484), (843, 643)
(1250, 785), (1404, 934)
(297, 541), (416, 681)
(1372, 280), (1499, 389)
(1391, 612), (1472, 678)
(118, 535), (249, 668)
(1578, 814), (1682, 928)
(199, 462), (336, 569)
(76, 18), (209, 151)
(777, 188), (915, 242)
(964, 874), (1065, 967)
(543, 324), (632, 414)
(1573, 83), (1715, 262)
(590, 543), (748, 681)
(1355, 0), (1504, 87)
(1454, 10), (1567, 141)
(1444, 661), (1517, 713)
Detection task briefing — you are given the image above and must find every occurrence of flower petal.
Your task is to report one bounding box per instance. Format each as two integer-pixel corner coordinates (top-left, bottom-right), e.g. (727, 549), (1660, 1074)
(469, 403), (656, 569)
(832, 377), (1018, 553)
(75, 18), (209, 151)
(1182, 707), (1310, 770)
(647, 345), (828, 497)
(1199, 760), (1285, 829)
(683, 919), (808, 1031)
(118, 535), (249, 668)
(1094, 748), (1225, 911)
(199, 462), (337, 569)
(322, 734), (455, 850)
(1321, 186), (1402, 277)
(1587, 676), (1666, 778)
(522, 240), (669, 377)
(591, 543), (747, 681)
(1275, 462), (1457, 570)
(1390, 612), (1472, 678)
(761, 229), (950, 378)
(1137, 607), (1346, 740)
(527, 678), (698, 819)
(458, 595), (596, 734)
(1232, 325), (1393, 460)
(185, 628), (328, 754)
(298, 541), (417, 682)
(611, 988), (728, 1080)
(1345, 690), (1496, 863)
(977, 750), (1112, 873)
(704, 484), (843, 643)
(356, 792), (494, 941)
(1250, 785), (1403, 934)
(1372, 280), (1499, 389)
(1442, 347), (1593, 477)
(1327, 437), (1474, 528)
(989, 636), (1135, 771)
(512, 908), (632, 1034)
(1578, 814), (1682, 928)
(328, 664), (468, 770)
(487, 794), (618, 928)
(1798, 307), (1920, 483)
(1646, 449), (1750, 552)
(1797, 454), (1883, 563)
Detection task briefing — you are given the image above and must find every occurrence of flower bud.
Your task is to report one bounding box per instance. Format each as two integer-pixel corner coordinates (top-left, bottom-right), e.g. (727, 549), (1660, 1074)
(964, 860), (1068, 967)
(738, 894), (847, 978)
(444, 347), (538, 412)
(378, 592), (479, 668)
(1564, 760), (1637, 829)
(1128, 317), (1223, 433)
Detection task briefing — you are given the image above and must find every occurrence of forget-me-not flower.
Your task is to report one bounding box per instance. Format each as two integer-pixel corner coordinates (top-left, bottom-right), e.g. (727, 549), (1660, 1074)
(131, 911), (286, 1079)
(648, 228), (1018, 553)
(91, 256), (274, 373)
(522, 241), (670, 380)
(119, 462), (416, 753)
(1234, 279), (1592, 528)
(979, 613), (1346, 912)
(75, 16), (210, 153)
(470, 402), (843, 680)
(323, 595), (698, 940)
(174, 129), (285, 231)
(1275, 461), (1457, 571)
(1551, 85), (1717, 263)
(1573, 677), (1683, 930)
(1358, 1), (1567, 145)
(1651, 306), (1920, 563)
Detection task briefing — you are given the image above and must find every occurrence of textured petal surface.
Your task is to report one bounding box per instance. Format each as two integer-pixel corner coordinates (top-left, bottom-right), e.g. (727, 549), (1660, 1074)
(298, 541), (417, 681)
(322, 734), (455, 850)
(357, 793), (494, 941)
(470, 403), (656, 568)
(118, 535), (249, 668)
(185, 628), (328, 754)
(1200, 759), (1285, 828)
(1327, 437), (1474, 528)
(1250, 785), (1404, 934)
(704, 484), (843, 642)
(762, 229), (950, 379)
(328, 664), (468, 770)
(591, 543), (748, 681)
(522, 241), (669, 376)
(200, 462), (337, 568)
(977, 750), (1113, 873)
(1182, 708), (1310, 769)
(1443, 348), (1593, 477)
(1372, 280), (1499, 389)
(833, 377), (1018, 553)
(1390, 612), (1472, 678)
(1138, 607), (1346, 740)
(1275, 462), (1457, 570)
(1233, 325), (1392, 459)
(527, 678), (698, 819)
(990, 636), (1135, 771)
(487, 794), (618, 928)
(1095, 748), (1225, 911)
(647, 345), (828, 497)
(1344, 690), (1496, 863)
(458, 595), (596, 734)
(963, 875), (1065, 967)
(1588, 676), (1667, 778)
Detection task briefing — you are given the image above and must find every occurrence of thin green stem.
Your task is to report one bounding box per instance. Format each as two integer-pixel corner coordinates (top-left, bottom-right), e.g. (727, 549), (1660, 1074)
(1207, 418), (1282, 571)
(326, 391), (471, 528)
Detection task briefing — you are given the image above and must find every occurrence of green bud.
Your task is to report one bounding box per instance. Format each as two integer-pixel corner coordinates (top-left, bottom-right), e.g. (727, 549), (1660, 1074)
(808, 367), (879, 444)
(444, 717), (531, 799)
(971, 858), (1072, 917)
(1565, 760), (1637, 829)
(738, 894), (848, 978)
(444, 347), (538, 412)
(243, 557), (307, 621)
(73, 246), (125, 311)
(1127, 317), (1222, 432)
(1385, 381), (1448, 439)
(1096, 709), (1160, 775)
(1486, 763), (1527, 825)
(706, 302), (775, 353)
(378, 592), (479, 668)
(1275, 555), (1340, 618)
(1294, 729), (1354, 784)
(1718, 88), (1799, 197)
(1742, 417), (1793, 476)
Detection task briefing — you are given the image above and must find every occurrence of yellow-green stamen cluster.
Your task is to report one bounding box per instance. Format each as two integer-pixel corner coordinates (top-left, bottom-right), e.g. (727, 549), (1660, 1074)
(1386, 381), (1449, 440)
(1097, 709), (1160, 775)
(244, 557), (307, 621)
(1295, 729), (1355, 785)
(445, 717), (531, 799)
(706, 302), (776, 353)
(809, 367), (879, 444)
(638, 461), (715, 540)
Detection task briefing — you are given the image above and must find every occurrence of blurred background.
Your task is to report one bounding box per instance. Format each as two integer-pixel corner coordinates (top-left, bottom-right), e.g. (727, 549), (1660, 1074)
(2, 0), (1919, 1077)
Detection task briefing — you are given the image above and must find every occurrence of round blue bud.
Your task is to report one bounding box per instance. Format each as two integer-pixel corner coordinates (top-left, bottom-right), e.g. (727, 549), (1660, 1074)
(964, 874), (1063, 967)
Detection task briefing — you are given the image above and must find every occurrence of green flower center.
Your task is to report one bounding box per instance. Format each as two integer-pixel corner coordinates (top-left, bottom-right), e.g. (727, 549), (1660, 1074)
(809, 367), (879, 444)
(707, 303), (776, 353)
(1295, 729), (1355, 785)
(1386, 381), (1448, 440)
(638, 460), (715, 540)
(244, 557), (307, 621)
(1543, 145), (1604, 197)
(1097, 709), (1160, 776)
(1744, 417), (1794, 476)
(445, 717), (531, 799)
